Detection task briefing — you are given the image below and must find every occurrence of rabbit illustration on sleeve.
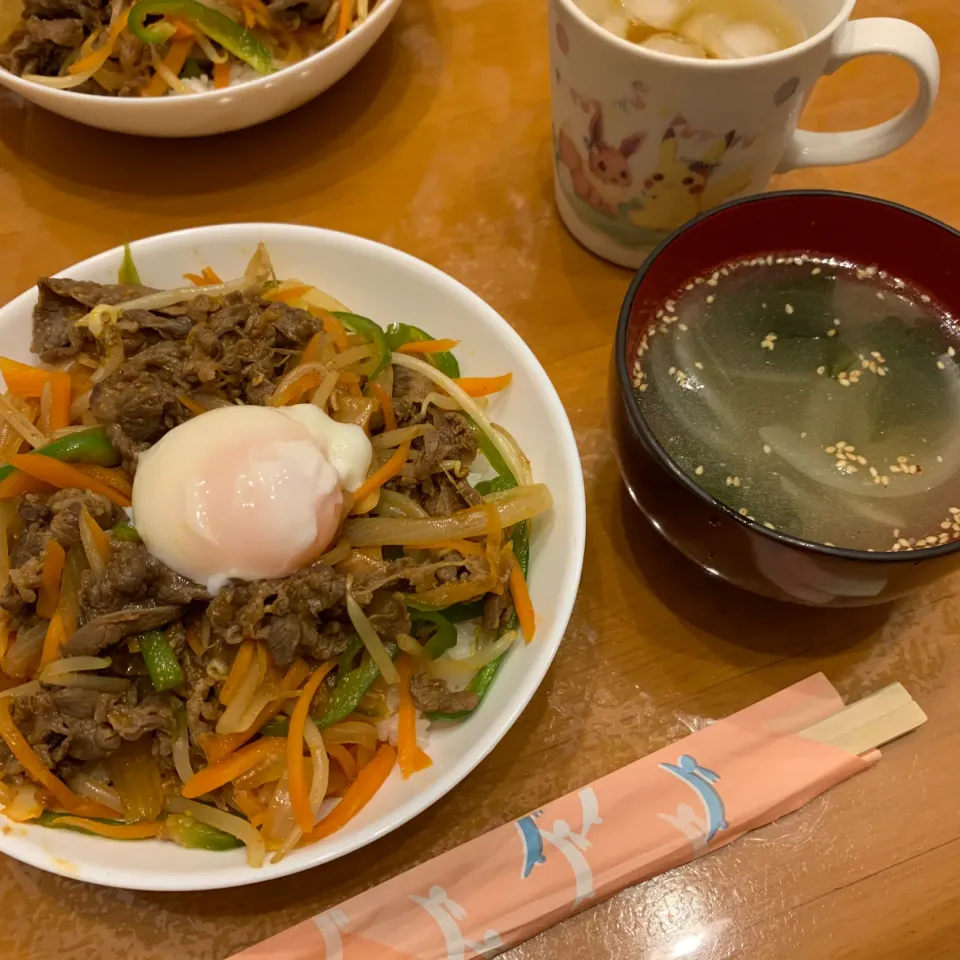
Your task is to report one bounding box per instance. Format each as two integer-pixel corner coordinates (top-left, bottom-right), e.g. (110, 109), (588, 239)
(557, 106), (645, 217)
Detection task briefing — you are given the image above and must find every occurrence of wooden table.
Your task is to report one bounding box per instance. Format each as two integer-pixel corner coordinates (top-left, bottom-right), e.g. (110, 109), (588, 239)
(0, 0), (958, 956)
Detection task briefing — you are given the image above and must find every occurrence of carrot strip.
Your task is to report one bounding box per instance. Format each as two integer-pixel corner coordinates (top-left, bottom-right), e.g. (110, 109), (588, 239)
(220, 640), (254, 705)
(351, 441), (411, 507)
(201, 659), (309, 763)
(422, 538), (485, 556)
(0, 473), (49, 499)
(37, 539), (66, 620)
(325, 742), (357, 781)
(264, 284), (313, 304)
(507, 543), (535, 642)
(183, 272), (208, 287)
(300, 333), (325, 365)
(396, 658), (432, 778)
(49, 373), (71, 432)
(0, 700), (116, 818)
(80, 506), (111, 566)
(368, 382), (396, 431)
(395, 339), (460, 355)
(201, 266), (222, 284)
(288, 662), (336, 832)
(306, 744), (395, 841)
(213, 60), (231, 89)
(453, 373), (513, 398)
(181, 738), (283, 799)
(142, 38), (193, 97)
(39, 611), (66, 670)
(335, 0), (352, 40)
(74, 464), (133, 498)
(186, 622), (203, 659)
(52, 816), (164, 839)
(272, 370), (324, 407)
(8, 454), (130, 508)
(176, 393), (208, 417)
(318, 311), (350, 351)
(68, 8), (129, 75)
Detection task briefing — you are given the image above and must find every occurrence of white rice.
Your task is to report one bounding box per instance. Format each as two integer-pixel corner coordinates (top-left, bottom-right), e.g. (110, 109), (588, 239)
(171, 61), (262, 95)
(376, 687), (432, 748)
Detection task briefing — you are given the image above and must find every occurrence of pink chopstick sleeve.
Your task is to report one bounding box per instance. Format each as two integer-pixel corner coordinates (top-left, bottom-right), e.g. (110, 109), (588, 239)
(233, 673), (874, 960)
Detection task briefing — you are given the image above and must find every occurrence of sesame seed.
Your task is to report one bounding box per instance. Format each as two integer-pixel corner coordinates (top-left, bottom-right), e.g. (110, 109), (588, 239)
(732, 476), (741, 487)
(685, 283), (694, 290)
(738, 508), (748, 516)
(706, 295), (715, 304)
(890, 465), (901, 473)
(669, 366), (676, 375)
(812, 267), (821, 275)
(695, 361), (704, 370)
(926, 536), (939, 545)
(638, 384), (648, 391)
(763, 522), (775, 530)
(921, 294), (930, 303)
(894, 528), (900, 537)
(897, 456), (907, 464)
(833, 318), (841, 326)
(784, 304), (794, 314)
(800, 432), (807, 439)
(816, 365), (826, 376)
(938, 456), (944, 463)
(763, 444), (771, 454)
(679, 323), (688, 331)
(869, 466), (878, 477)
(877, 292), (885, 300)
(941, 521), (951, 530)
(898, 538), (911, 547)
(857, 455), (867, 465)
(950, 346), (956, 357)
(726, 476), (733, 486)
(827, 329), (837, 337)
(881, 476), (890, 486)
(695, 465), (704, 476)
(825, 445), (836, 454)
(948, 507), (959, 514)
(938, 360), (946, 370)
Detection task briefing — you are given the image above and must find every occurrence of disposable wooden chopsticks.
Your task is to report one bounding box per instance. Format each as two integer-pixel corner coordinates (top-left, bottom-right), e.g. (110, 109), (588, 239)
(797, 682), (927, 756)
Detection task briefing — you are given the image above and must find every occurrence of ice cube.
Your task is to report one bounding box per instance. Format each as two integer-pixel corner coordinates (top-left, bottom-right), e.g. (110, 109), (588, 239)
(717, 21), (781, 57)
(601, 13), (631, 37)
(639, 31), (707, 57)
(681, 12), (781, 59)
(621, 0), (693, 30)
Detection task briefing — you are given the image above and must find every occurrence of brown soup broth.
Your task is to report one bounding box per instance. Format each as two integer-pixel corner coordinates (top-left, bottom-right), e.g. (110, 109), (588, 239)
(631, 254), (960, 552)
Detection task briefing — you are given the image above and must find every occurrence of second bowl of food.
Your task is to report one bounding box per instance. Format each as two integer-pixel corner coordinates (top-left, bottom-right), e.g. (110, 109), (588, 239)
(612, 190), (960, 607)
(0, 223), (585, 889)
(0, 0), (401, 137)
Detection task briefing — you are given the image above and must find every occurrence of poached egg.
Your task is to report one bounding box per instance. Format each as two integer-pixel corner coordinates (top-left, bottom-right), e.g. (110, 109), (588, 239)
(132, 404), (373, 593)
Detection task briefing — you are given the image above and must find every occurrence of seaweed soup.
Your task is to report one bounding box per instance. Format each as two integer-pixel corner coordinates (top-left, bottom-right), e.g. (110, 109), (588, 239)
(631, 254), (960, 553)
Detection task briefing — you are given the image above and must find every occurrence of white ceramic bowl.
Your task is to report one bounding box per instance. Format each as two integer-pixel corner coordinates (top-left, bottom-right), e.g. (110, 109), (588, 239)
(0, 223), (586, 889)
(0, 0), (401, 137)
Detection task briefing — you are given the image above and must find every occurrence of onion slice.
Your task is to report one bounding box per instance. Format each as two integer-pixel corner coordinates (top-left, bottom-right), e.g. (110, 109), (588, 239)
(39, 656), (111, 677)
(344, 482), (552, 547)
(346, 589), (399, 685)
(166, 796), (266, 868)
(391, 353), (525, 482)
(272, 719), (329, 863)
(425, 631), (517, 680)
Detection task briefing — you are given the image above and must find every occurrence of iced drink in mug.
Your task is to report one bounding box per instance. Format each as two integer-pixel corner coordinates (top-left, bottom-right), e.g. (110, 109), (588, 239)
(550, 0), (939, 267)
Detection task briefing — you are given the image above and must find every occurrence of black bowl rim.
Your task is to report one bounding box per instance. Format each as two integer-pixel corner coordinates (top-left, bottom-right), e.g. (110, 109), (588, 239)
(614, 188), (960, 565)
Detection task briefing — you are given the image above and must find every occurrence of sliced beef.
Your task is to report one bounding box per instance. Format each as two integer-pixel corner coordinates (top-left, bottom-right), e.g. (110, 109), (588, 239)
(64, 605), (183, 657)
(391, 366), (432, 424)
(22, 0), (108, 23)
(409, 674), (478, 715)
(80, 541), (208, 620)
(207, 563), (347, 667)
(0, 15), (86, 76)
(264, 302), (320, 347)
(47, 488), (117, 549)
(106, 692), (173, 740)
(366, 592), (411, 642)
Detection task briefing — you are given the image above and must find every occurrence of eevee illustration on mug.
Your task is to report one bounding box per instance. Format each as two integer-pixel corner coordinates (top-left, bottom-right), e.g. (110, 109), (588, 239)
(557, 106), (645, 217)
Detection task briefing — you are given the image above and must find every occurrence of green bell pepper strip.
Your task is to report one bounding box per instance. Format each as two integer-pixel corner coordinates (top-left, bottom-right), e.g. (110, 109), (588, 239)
(317, 642), (399, 728)
(337, 635), (364, 675)
(117, 243), (141, 285)
(332, 312), (392, 381)
(110, 521), (141, 543)
(385, 322), (461, 379)
(34, 811), (132, 835)
(165, 813), (243, 851)
(260, 716), (288, 737)
(127, 0), (275, 74)
(0, 427), (121, 486)
(139, 629), (184, 692)
(407, 607), (457, 659)
(427, 518), (529, 721)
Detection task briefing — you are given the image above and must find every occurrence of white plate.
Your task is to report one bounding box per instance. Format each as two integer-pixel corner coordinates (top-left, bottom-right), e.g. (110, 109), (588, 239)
(0, 0), (402, 137)
(0, 223), (586, 890)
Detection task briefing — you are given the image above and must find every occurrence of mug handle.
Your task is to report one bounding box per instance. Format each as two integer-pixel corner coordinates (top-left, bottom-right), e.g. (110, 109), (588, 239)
(777, 18), (939, 172)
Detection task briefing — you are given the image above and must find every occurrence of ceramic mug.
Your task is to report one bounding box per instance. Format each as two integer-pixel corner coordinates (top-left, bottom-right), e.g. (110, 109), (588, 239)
(549, 0), (940, 268)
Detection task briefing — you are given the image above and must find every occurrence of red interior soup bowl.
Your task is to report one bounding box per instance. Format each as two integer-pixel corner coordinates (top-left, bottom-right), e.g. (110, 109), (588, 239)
(611, 190), (960, 607)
